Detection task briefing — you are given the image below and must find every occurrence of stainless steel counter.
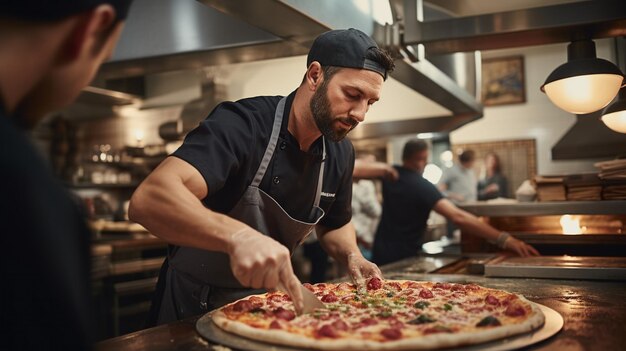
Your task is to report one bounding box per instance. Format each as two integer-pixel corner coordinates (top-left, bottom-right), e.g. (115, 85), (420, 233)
(95, 256), (626, 351)
(459, 200), (626, 217)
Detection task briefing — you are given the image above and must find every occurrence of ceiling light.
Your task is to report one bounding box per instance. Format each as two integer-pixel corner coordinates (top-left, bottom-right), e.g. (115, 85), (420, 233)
(541, 39), (624, 114)
(601, 88), (626, 133)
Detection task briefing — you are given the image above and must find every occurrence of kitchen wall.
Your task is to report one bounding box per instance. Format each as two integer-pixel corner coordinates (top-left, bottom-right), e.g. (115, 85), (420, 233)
(218, 38), (617, 176)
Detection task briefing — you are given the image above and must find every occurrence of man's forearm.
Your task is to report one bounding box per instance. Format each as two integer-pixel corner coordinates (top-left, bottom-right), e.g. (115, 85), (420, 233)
(454, 211), (501, 242)
(317, 222), (362, 266)
(129, 172), (244, 253)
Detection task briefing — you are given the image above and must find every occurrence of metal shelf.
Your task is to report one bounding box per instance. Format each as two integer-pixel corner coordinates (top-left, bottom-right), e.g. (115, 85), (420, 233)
(459, 200), (626, 216)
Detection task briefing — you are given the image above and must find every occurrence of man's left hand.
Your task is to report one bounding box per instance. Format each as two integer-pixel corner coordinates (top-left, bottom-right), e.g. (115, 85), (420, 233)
(347, 252), (382, 289)
(504, 237), (540, 257)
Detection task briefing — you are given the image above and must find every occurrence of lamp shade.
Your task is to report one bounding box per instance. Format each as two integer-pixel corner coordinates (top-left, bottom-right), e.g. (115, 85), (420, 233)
(541, 40), (624, 114)
(601, 89), (626, 133)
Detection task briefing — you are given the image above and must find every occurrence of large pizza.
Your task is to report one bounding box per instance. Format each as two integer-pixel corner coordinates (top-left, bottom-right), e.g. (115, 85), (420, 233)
(212, 278), (545, 350)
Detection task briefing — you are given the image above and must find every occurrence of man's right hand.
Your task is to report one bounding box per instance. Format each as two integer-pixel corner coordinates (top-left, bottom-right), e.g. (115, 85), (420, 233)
(227, 228), (304, 312)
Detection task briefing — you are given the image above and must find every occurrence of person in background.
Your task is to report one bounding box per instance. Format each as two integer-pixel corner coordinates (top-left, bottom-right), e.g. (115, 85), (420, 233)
(372, 140), (539, 266)
(129, 28), (395, 325)
(438, 149), (477, 239)
(0, 1), (133, 350)
(302, 154), (398, 282)
(438, 149), (478, 203)
(352, 154), (393, 259)
(478, 152), (509, 200)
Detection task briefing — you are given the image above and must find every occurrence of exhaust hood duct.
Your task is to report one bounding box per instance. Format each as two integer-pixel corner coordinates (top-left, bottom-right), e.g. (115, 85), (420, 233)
(98, 0), (309, 79)
(200, 0), (483, 138)
(551, 112), (626, 160)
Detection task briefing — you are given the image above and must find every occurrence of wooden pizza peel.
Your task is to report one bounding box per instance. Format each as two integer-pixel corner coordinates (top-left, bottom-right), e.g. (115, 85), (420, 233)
(195, 302), (563, 351)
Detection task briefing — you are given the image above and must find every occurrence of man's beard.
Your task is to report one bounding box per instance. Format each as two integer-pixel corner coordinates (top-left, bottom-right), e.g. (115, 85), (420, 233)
(310, 82), (357, 142)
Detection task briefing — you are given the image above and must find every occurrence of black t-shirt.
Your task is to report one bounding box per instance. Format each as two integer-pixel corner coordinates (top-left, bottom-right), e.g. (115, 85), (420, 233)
(173, 91), (354, 229)
(372, 165), (443, 265)
(0, 109), (94, 350)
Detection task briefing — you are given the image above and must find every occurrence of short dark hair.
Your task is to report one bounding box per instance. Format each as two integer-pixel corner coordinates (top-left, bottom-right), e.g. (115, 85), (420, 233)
(365, 47), (395, 77)
(402, 140), (428, 161)
(459, 149), (475, 164)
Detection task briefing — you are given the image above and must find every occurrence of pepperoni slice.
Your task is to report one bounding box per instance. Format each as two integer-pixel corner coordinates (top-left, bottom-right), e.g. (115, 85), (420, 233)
(485, 294), (500, 305)
(424, 326), (452, 335)
(450, 284), (466, 292)
(317, 324), (338, 338)
(273, 307), (296, 321)
(381, 328), (402, 340)
(367, 277), (383, 290)
(321, 292), (338, 303)
(505, 304), (527, 317)
(248, 296), (264, 307)
(232, 300), (253, 312)
(269, 320), (282, 329)
(434, 282), (451, 290)
(419, 289), (434, 299)
(303, 283), (315, 292)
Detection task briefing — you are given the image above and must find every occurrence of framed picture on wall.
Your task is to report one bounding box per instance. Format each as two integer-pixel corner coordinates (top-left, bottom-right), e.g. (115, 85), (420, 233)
(481, 56), (526, 106)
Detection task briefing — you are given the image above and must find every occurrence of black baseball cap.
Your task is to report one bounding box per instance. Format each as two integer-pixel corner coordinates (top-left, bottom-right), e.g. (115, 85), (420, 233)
(307, 28), (388, 80)
(1, 0), (133, 22)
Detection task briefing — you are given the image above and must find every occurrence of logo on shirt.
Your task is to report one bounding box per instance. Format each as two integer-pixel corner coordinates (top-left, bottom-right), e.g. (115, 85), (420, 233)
(321, 191), (336, 198)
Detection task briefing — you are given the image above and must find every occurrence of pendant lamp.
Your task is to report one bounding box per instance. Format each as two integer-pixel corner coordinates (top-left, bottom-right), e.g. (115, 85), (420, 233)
(601, 88), (626, 133)
(541, 39), (624, 114)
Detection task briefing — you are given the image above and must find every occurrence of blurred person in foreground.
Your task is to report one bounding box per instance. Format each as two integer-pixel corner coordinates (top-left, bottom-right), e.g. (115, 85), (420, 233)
(129, 29), (395, 325)
(372, 140), (539, 266)
(0, 1), (133, 349)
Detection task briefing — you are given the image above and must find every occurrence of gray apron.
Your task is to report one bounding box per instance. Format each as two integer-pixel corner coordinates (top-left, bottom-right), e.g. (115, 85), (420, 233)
(155, 97), (326, 324)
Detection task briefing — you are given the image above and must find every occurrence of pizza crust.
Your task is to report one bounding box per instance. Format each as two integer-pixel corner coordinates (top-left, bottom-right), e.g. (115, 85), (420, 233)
(211, 281), (545, 351)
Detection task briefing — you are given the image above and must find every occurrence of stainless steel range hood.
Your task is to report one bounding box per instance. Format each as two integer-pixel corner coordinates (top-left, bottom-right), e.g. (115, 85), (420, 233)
(98, 0), (309, 79)
(97, 0), (626, 158)
(198, 0), (483, 138)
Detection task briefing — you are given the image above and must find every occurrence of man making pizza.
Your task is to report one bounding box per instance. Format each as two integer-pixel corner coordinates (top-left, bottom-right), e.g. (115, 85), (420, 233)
(129, 28), (396, 325)
(372, 139), (540, 265)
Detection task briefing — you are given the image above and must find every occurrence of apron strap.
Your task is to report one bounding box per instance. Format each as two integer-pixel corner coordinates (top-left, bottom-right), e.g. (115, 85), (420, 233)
(250, 96), (326, 211)
(313, 137), (326, 208)
(251, 97), (285, 187)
